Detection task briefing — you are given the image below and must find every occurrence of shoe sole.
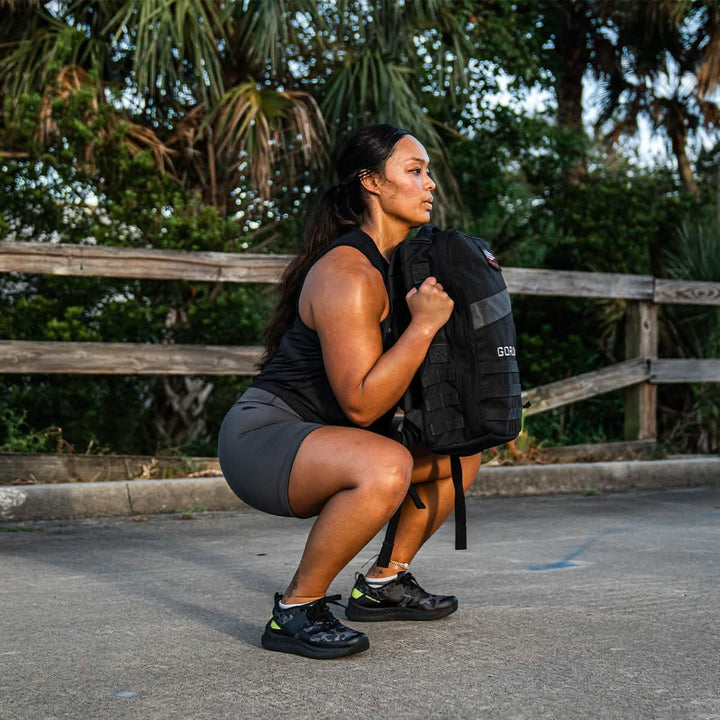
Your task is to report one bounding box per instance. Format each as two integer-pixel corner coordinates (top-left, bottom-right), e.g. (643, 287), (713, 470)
(345, 601), (458, 622)
(261, 630), (370, 659)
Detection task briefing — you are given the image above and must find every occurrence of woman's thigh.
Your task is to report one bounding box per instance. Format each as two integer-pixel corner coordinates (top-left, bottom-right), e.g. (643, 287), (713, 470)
(288, 426), (414, 518)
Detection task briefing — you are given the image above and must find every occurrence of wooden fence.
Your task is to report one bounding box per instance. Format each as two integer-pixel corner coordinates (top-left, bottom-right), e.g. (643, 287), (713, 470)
(2, 240), (720, 443)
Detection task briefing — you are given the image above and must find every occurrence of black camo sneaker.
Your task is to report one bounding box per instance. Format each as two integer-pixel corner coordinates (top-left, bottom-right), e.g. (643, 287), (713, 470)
(345, 572), (458, 622)
(261, 593), (369, 659)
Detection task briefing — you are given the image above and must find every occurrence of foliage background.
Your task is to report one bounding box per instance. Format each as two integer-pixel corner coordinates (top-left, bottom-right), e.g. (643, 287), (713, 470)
(1, 0), (718, 456)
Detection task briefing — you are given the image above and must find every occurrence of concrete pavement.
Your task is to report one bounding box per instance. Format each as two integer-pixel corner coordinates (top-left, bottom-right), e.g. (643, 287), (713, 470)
(1, 488), (719, 719)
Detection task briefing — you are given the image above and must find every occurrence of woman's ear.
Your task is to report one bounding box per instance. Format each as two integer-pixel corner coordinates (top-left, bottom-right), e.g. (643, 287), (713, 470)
(359, 171), (381, 196)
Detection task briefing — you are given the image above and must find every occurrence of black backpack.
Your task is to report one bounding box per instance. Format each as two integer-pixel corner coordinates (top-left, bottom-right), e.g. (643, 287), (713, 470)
(377, 224), (523, 566)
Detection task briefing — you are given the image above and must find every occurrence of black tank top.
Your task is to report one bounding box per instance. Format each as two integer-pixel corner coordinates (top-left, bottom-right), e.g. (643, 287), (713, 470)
(252, 227), (396, 435)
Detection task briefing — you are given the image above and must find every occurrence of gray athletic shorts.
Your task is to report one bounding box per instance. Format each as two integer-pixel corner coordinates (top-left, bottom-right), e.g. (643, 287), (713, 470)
(217, 387), (323, 517)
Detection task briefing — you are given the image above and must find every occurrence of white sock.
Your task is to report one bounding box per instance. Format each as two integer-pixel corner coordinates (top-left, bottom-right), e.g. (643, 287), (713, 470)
(278, 599), (312, 609)
(366, 573), (398, 586)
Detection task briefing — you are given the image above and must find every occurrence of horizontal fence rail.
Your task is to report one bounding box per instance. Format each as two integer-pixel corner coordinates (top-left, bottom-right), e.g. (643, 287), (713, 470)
(3, 340), (719, 413)
(651, 359), (720, 383)
(503, 267), (654, 300)
(0, 242), (289, 284)
(0, 340), (263, 375)
(3, 241), (720, 304)
(522, 358), (650, 416)
(653, 279), (720, 305)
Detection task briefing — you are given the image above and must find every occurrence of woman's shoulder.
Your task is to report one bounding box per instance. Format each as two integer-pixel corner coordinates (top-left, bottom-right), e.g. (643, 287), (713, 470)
(308, 242), (381, 288)
(301, 236), (388, 322)
(299, 226), (389, 323)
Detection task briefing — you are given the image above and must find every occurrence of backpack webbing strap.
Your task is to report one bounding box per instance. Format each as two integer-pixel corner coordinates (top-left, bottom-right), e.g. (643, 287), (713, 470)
(377, 486), (426, 568)
(451, 455), (467, 550)
(408, 485), (426, 510)
(377, 507), (400, 568)
(430, 415), (465, 437)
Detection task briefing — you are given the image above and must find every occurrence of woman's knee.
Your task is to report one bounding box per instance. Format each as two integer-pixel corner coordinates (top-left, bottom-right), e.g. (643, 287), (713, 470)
(357, 444), (413, 503)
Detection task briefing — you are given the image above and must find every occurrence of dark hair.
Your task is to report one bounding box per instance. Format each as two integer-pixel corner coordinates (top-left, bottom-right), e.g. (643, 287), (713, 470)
(260, 124), (411, 365)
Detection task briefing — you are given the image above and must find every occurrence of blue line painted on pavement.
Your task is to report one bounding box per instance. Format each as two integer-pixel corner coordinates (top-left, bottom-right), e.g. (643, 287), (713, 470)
(527, 511), (720, 572)
(528, 528), (622, 571)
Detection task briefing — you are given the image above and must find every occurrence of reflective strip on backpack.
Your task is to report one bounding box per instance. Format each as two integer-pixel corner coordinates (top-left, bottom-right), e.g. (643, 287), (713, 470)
(470, 289), (512, 329)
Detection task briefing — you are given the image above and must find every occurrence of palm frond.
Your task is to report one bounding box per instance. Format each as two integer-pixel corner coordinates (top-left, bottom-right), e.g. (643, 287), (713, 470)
(27, 62), (176, 173)
(321, 49), (462, 222)
(666, 218), (720, 283)
(231, 0), (321, 76)
(0, 10), (90, 103)
(322, 51), (429, 138)
(421, 0), (474, 103)
(662, 214), (720, 362)
(189, 81), (327, 200)
(103, 0), (229, 106)
(594, 70), (631, 128)
(119, 119), (178, 169)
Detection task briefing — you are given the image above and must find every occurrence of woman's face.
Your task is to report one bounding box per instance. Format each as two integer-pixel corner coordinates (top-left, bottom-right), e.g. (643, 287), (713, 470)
(372, 135), (436, 227)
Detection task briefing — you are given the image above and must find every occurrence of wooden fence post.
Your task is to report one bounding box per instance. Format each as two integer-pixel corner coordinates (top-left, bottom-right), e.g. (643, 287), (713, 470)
(625, 301), (658, 440)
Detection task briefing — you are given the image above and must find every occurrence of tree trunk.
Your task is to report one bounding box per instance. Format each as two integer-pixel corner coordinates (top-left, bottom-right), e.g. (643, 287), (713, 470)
(665, 98), (699, 195)
(669, 120), (699, 196)
(152, 308), (216, 448)
(154, 376), (215, 448)
(553, 0), (591, 182)
(555, 4), (589, 132)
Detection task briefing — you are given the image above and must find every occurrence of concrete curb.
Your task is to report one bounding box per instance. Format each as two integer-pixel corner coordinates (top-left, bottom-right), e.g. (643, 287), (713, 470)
(1, 458), (718, 523)
(0, 477), (246, 522)
(468, 457), (720, 497)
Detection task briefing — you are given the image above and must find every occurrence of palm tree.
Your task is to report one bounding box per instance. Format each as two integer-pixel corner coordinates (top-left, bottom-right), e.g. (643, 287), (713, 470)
(0, 0), (329, 213)
(593, 0), (720, 195)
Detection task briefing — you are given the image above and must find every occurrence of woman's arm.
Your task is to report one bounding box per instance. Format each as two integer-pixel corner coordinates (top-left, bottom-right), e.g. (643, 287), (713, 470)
(301, 246), (453, 427)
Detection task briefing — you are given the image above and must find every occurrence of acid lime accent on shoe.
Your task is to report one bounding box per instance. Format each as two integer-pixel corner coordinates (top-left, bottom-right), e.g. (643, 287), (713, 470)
(351, 587), (380, 603)
(261, 593), (369, 660)
(346, 572), (458, 622)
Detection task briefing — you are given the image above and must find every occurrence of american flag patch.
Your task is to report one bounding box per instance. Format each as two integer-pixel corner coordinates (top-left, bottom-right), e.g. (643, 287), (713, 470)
(483, 248), (500, 269)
